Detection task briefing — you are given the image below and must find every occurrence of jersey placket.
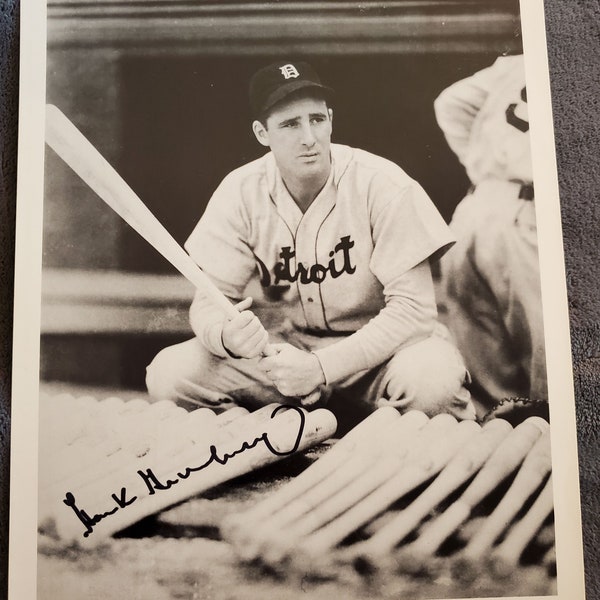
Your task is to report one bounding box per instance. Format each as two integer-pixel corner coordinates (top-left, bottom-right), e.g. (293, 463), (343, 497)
(294, 179), (336, 332)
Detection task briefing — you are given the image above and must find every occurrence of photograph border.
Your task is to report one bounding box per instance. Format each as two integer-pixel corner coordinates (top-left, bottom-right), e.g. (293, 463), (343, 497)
(8, 0), (586, 598)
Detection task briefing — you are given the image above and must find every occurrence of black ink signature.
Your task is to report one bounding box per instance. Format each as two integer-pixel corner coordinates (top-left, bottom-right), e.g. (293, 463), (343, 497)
(62, 405), (305, 538)
(62, 487), (137, 538)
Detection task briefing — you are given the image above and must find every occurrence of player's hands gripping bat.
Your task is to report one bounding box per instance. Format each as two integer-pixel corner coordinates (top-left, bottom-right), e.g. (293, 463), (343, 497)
(258, 343), (326, 398)
(221, 297), (269, 359)
(45, 105), (322, 403)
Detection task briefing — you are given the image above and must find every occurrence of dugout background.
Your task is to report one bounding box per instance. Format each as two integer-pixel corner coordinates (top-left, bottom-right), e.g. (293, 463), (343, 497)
(40, 0), (522, 388)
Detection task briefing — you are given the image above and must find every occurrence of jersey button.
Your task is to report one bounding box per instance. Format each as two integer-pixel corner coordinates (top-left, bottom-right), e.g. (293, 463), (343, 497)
(307, 297), (314, 303)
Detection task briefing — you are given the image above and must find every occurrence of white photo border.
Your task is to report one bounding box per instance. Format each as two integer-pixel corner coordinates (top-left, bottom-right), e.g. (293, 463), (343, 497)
(8, 0), (586, 598)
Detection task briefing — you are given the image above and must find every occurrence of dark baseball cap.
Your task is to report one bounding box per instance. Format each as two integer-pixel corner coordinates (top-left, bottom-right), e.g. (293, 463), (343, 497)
(249, 61), (334, 119)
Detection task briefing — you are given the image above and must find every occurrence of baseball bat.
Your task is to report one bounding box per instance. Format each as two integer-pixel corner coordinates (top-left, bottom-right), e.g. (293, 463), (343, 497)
(45, 105), (321, 402)
(459, 429), (551, 562)
(223, 406), (402, 541)
(58, 404), (276, 520)
(40, 404), (262, 534)
(40, 402), (246, 519)
(259, 414), (460, 566)
(234, 410), (429, 562)
(353, 418), (513, 565)
(490, 475), (554, 576)
(40, 399), (148, 488)
(39, 402), (192, 522)
(295, 419), (481, 562)
(396, 417), (548, 569)
(39, 394), (108, 453)
(45, 104), (239, 320)
(51, 406), (336, 544)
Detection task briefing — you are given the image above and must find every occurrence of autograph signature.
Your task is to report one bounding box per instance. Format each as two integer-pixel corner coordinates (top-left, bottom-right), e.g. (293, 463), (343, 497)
(62, 405), (306, 538)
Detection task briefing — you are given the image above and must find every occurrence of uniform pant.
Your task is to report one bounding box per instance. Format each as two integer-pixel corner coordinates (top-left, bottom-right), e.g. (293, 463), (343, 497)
(440, 179), (547, 418)
(146, 320), (476, 434)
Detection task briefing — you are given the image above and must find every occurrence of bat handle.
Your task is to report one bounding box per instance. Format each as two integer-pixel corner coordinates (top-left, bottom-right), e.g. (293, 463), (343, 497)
(262, 343), (279, 357)
(259, 344), (325, 406)
(300, 388), (325, 406)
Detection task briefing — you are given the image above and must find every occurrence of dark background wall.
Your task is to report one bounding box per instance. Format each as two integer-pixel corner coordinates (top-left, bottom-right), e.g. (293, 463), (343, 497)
(115, 53), (492, 273)
(2, 1), (600, 599)
(42, 2), (519, 275)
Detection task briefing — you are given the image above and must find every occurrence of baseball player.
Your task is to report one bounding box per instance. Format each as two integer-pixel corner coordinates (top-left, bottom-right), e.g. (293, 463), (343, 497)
(146, 60), (476, 430)
(434, 54), (548, 418)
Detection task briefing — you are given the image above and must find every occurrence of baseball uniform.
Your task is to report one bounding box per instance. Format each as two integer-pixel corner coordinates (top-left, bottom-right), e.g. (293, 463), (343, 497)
(146, 143), (476, 426)
(434, 55), (548, 416)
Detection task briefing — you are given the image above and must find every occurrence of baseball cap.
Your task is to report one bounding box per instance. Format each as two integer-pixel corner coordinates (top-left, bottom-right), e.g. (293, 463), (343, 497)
(249, 61), (334, 118)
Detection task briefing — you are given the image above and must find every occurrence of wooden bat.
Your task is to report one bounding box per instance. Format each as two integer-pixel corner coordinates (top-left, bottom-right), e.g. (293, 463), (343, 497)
(45, 104), (238, 319)
(39, 403), (192, 521)
(459, 429), (552, 563)
(222, 406), (403, 547)
(352, 418), (513, 567)
(38, 401), (251, 532)
(41, 404), (212, 498)
(40, 394), (113, 453)
(49, 405), (336, 544)
(45, 105), (320, 402)
(40, 403), (147, 487)
(395, 417), (548, 571)
(259, 414), (463, 566)
(490, 475), (554, 576)
(232, 409), (429, 562)
(294, 419), (481, 564)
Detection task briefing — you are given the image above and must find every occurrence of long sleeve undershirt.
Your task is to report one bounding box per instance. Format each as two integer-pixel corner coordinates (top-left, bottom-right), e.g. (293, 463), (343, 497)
(185, 145), (452, 384)
(313, 260), (437, 383)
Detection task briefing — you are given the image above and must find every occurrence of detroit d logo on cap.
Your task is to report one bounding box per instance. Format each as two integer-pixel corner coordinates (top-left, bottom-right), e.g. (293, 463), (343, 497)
(279, 64), (300, 79)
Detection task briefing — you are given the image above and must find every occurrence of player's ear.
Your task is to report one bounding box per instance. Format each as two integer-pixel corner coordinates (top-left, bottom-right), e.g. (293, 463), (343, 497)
(328, 107), (333, 123)
(252, 120), (270, 147)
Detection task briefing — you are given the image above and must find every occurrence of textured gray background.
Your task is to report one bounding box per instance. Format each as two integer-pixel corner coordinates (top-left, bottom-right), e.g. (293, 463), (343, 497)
(0, 1), (598, 599)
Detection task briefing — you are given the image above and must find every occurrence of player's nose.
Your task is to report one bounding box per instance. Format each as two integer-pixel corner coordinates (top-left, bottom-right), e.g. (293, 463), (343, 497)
(300, 122), (316, 146)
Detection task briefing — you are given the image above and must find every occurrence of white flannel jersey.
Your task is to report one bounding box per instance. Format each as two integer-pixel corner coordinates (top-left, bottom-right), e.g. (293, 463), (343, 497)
(434, 55), (532, 185)
(185, 144), (455, 384)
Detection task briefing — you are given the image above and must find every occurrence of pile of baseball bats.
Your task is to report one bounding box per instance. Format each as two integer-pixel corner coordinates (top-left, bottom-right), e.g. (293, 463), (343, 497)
(222, 407), (554, 581)
(38, 394), (337, 546)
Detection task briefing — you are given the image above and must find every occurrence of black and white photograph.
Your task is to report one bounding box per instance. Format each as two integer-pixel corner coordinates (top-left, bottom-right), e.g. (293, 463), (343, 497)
(7, 0), (586, 599)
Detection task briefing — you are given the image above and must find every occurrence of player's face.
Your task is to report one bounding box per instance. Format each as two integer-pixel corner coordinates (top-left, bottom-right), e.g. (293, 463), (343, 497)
(253, 95), (333, 183)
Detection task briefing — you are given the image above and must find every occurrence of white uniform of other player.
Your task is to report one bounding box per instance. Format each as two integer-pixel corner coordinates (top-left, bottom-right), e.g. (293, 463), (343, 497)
(434, 54), (547, 417)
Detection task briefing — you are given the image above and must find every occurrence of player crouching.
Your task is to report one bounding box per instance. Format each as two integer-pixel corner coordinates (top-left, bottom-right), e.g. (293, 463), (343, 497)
(146, 60), (475, 431)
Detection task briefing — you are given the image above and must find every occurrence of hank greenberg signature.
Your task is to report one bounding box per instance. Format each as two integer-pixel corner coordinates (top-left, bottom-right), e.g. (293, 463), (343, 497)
(62, 405), (306, 538)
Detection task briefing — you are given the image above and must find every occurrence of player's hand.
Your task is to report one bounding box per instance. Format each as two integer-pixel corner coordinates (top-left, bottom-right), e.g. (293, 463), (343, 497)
(258, 343), (326, 397)
(221, 297), (269, 359)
